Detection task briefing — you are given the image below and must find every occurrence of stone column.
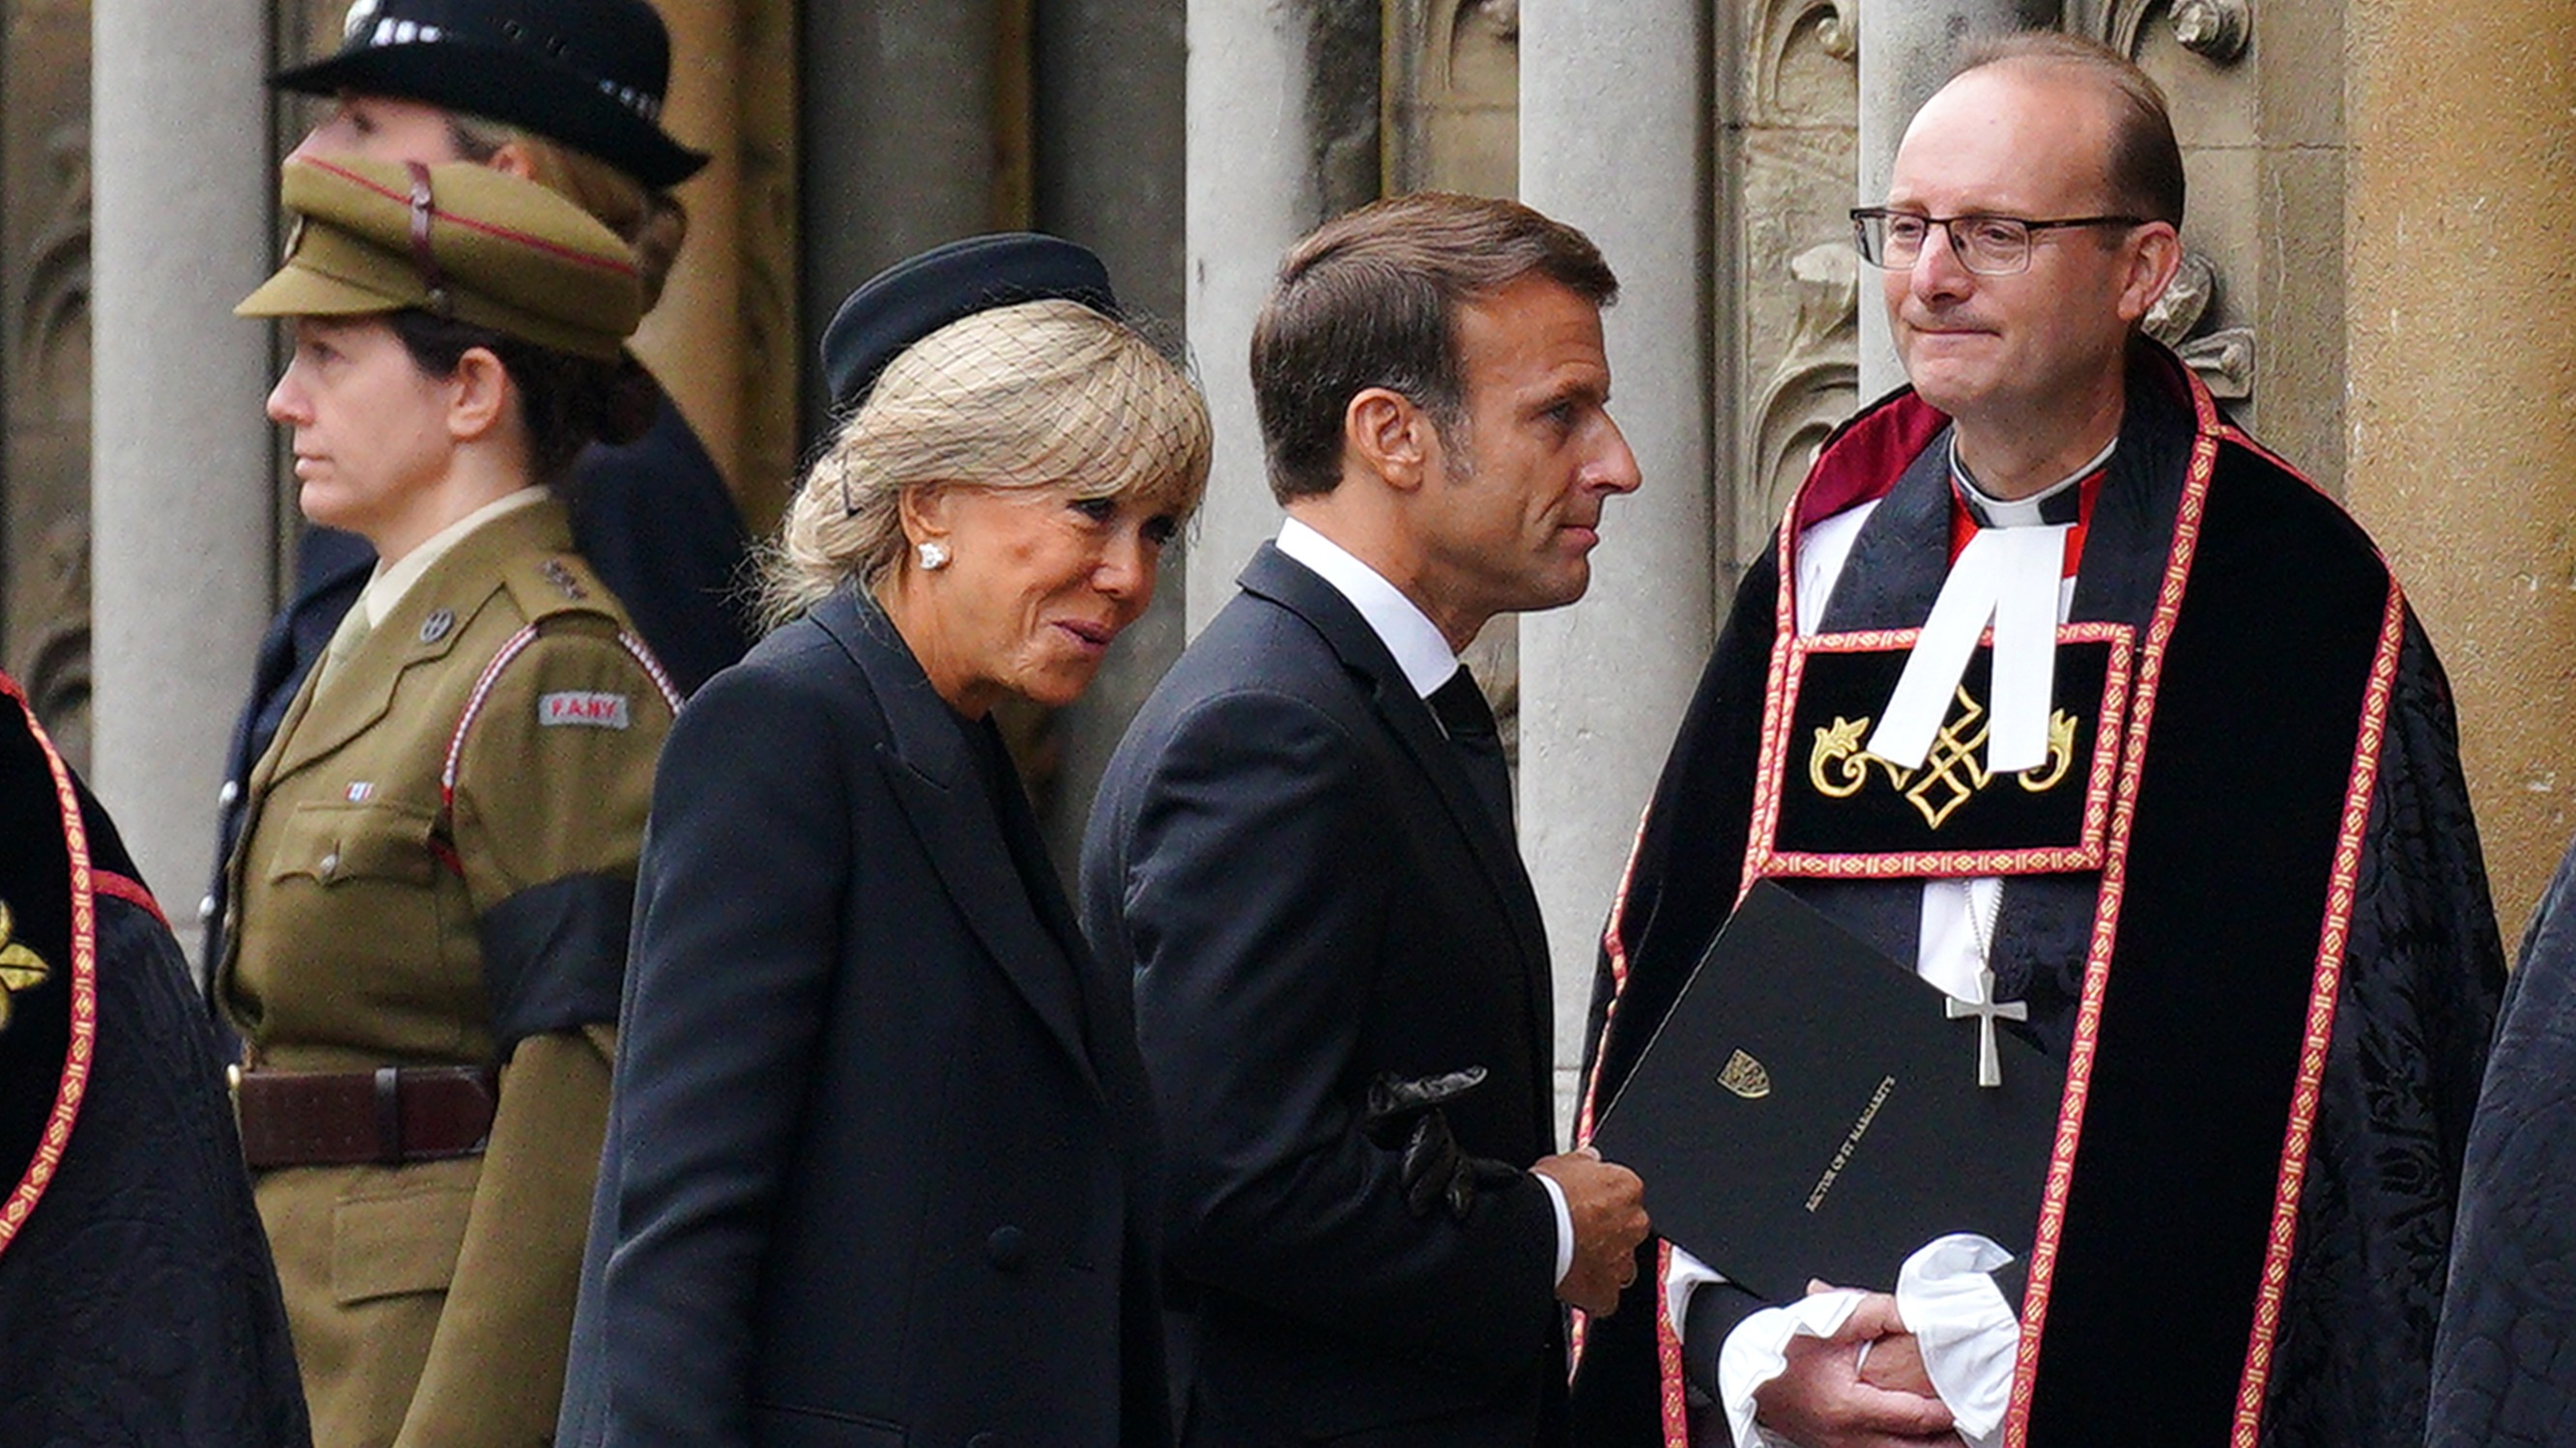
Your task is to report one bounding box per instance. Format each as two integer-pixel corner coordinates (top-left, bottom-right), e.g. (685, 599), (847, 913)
(2346, 0), (2576, 932)
(1854, 0), (2059, 396)
(800, 1), (1006, 429)
(1037, 0), (1189, 867)
(1183, 0), (1377, 633)
(91, 0), (275, 933)
(1517, 3), (1714, 1130)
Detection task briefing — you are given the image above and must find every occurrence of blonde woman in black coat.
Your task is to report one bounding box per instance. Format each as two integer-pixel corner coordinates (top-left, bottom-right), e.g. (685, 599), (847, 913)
(558, 236), (1211, 1448)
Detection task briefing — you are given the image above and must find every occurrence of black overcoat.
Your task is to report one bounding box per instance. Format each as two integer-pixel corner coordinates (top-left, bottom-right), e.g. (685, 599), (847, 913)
(558, 586), (1167, 1448)
(1081, 543), (1566, 1446)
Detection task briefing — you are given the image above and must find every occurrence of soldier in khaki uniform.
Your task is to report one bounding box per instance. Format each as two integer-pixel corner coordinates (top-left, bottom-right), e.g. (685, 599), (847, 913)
(217, 155), (676, 1448)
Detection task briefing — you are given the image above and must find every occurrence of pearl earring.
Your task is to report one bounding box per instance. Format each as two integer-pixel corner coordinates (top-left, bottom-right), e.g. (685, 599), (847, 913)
(918, 540), (951, 571)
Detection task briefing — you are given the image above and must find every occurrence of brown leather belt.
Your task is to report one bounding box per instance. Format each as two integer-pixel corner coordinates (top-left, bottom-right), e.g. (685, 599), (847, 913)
(234, 1065), (498, 1170)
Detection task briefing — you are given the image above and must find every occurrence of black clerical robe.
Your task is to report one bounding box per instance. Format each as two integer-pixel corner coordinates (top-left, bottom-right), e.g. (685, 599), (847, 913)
(2426, 836), (2576, 1447)
(0, 671), (308, 1445)
(1567, 343), (2502, 1448)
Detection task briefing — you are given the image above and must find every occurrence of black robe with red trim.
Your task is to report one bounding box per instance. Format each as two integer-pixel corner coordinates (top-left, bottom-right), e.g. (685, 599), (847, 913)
(1566, 345), (2503, 1448)
(0, 673), (308, 1446)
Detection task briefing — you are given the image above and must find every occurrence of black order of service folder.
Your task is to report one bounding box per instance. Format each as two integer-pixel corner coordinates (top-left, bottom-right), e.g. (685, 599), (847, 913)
(1593, 882), (2064, 1301)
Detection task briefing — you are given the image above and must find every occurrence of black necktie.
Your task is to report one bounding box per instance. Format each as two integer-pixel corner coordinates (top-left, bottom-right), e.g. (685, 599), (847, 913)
(1428, 666), (1514, 840)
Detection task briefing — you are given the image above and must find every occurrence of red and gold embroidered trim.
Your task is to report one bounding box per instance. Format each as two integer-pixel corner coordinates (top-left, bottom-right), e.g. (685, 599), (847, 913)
(92, 871), (165, 929)
(2000, 360), (2227, 1443)
(2219, 579), (2409, 1444)
(1567, 803), (1654, 1391)
(0, 673), (95, 1257)
(1750, 623), (2134, 879)
(1656, 1239), (1690, 1446)
(1576, 801), (1659, 1154)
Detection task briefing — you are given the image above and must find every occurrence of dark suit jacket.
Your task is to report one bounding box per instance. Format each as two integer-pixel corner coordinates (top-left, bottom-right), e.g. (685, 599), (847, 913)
(1081, 543), (1565, 1446)
(205, 388), (754, 961)
(558, 587), (1167, 1448)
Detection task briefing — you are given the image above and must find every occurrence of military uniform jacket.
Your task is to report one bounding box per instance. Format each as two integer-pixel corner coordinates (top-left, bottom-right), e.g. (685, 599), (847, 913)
(218, 497), (676, 1448)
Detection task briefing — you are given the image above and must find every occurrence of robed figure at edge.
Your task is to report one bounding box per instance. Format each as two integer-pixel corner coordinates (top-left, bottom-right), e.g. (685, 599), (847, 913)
(1566, 33), (2503, 1448)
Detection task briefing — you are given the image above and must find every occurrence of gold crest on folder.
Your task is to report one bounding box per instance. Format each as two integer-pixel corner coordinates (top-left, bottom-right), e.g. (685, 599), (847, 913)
(1719, 1049), (1772, 1100)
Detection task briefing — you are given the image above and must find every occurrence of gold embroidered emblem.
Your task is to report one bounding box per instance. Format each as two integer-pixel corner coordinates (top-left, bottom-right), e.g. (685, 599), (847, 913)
(0, 902), (52, 1033)
(1719, 1049), (1772, 1100)
(1809, 687), (2079, 829)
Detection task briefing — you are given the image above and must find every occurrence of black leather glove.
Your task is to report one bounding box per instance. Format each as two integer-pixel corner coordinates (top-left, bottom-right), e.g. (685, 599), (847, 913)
(1362, 1067), (1524, 1221)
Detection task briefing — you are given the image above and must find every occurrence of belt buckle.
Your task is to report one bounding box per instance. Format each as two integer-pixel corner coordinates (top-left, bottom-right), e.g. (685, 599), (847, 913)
(375, 1065), (404, 1165)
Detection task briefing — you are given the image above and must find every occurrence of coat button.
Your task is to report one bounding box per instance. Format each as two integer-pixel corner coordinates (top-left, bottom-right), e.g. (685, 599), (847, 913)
(967, 1434), (1002, 1448)
(197, 894), (218, 924)
(985, 1226), (1027, 1272)
(217, 780), (241, 808)
(318, 851), (341, 880)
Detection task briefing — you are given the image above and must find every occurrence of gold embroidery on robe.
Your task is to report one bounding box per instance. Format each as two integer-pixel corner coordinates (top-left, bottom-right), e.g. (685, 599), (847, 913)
(0, 903), (51, 1033)
(1808, 687), (2080, 829)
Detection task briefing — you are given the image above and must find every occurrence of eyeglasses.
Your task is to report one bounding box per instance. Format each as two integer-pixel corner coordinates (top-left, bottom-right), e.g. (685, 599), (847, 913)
(1849, 208), (2147, 276)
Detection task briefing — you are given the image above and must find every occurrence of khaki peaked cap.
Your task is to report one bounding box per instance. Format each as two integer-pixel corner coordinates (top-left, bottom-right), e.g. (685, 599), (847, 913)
(237, 156), (642, 361)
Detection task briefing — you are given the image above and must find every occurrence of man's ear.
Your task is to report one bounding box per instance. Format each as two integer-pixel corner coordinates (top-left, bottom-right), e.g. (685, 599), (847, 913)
(445, 347), (512, 444)
(1344, 386), (1433, 493)
(2116, 222), (2185, 327)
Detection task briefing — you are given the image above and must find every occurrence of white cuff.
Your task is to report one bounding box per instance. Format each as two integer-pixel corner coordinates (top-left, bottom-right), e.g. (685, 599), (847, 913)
(1715, 1289), (1866, 1448)
(1537, 1171), (1574, 1287)
(1894, 1235), (2018, 1448)
(1665, 1242), (1726, 1340)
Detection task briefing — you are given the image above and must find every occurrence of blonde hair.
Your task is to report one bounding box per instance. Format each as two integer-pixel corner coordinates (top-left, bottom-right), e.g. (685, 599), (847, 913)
(447, 112), (689, 310)
(765, 298), (1214, 627)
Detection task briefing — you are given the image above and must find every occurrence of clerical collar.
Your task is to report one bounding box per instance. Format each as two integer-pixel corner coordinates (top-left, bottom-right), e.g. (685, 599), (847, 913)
(1949, 434), (2115, 529)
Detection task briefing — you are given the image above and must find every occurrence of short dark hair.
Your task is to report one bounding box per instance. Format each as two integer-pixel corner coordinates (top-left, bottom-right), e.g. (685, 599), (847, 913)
(1955, 31), (2186, 228)
(1250, 192), (1617, 502)
(386, 308), (657, 484)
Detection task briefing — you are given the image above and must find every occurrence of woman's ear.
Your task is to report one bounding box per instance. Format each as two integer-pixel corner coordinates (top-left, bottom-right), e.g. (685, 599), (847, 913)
(898, 484), (953, 547)
(445, 347), (513, 444)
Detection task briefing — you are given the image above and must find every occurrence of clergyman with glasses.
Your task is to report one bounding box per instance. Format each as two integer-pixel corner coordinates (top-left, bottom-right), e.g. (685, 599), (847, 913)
(1566, 30), (2501, 1448)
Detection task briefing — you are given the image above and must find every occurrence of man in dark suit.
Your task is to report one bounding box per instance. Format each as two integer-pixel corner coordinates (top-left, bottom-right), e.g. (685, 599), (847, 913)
(1082, 192), (1652, 1446)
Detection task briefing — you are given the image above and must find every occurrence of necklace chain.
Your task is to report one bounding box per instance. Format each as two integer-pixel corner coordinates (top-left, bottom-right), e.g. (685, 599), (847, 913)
(1964, 879), (2003, 970)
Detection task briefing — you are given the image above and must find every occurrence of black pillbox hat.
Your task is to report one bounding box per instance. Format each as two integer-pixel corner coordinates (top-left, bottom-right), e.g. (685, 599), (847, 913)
(820, 234), (1120, 416)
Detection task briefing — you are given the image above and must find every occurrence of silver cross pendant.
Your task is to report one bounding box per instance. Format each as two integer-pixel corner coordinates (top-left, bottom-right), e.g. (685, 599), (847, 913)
(1945, 967), (2028, 1089)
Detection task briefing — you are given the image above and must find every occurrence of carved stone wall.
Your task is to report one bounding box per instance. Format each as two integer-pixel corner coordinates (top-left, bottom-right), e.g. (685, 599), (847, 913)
(2077, 0), (2343, 493)
(1385, 0), (1519, 199)
(1720, 0), (1860, 587)
(1, 0), (96, 771)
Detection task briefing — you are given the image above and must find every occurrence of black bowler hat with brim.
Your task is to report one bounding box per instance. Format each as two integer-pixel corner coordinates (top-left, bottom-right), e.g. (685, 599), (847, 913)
(270, 0), (710, 189)
(821, 234), (1122, 416)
